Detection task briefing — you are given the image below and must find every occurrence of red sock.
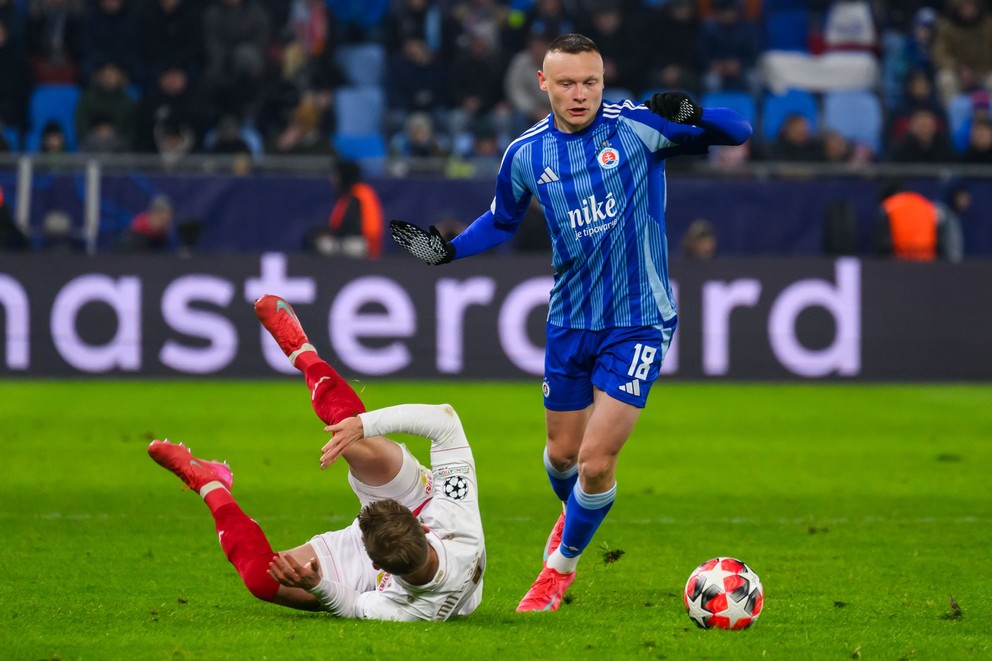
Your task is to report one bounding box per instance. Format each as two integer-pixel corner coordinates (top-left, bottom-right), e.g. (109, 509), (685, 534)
(204, 491), (280, 602)
(302, 359), (366, 425)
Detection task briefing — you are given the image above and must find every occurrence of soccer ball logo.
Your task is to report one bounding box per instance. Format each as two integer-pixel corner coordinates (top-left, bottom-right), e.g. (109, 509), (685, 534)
(684, 557), (764, 630)
(442, 476), (468, 500)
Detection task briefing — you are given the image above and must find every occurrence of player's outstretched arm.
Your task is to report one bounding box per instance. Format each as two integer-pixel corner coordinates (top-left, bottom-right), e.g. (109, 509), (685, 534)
(322, 404), (470, 466)
(358, 404), (466, 452)
(645, 91), (752, 146)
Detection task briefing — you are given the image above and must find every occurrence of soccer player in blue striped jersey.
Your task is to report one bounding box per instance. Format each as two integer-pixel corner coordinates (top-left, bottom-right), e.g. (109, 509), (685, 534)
(391, 33), (752, 612)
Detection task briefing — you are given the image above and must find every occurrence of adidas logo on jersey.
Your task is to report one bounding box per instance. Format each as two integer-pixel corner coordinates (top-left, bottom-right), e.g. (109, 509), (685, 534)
(536, 167), (560, 185)
(619, 380), (641, 396)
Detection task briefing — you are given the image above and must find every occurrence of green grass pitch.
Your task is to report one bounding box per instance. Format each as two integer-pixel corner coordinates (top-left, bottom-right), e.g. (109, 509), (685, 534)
(1, 380), (990, 660)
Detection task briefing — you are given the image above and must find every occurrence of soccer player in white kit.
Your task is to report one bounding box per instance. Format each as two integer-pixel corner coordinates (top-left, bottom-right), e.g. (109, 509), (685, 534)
(148, 295), (485, 621)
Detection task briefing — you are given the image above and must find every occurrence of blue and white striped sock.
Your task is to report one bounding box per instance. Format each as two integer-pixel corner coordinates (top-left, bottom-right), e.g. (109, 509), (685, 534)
(559, 482), (616, 559)
(544, 446), (578, 504)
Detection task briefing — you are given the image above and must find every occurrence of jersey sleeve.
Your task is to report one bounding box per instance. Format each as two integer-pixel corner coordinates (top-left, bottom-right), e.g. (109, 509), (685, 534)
(308, 576), (362, 617)
(359, 403), (473, 468)
(309, 577), (427, 621)
(621, 104), (752, 157)
(449, 141), (533, 259)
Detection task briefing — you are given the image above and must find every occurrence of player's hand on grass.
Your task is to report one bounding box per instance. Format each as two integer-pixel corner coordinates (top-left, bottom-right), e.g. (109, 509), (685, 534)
(321, 416), (365, 468)
(267, 554), (321, 590)
(645, 91), (702, 125)
(390, 220), (455, 265)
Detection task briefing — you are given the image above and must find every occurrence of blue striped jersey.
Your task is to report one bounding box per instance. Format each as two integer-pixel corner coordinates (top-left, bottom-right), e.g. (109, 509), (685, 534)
(450, 100), (750, 330)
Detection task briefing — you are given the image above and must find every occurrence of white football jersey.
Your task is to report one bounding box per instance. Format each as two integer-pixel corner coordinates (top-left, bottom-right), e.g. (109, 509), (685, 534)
(321, 404), (486, 621)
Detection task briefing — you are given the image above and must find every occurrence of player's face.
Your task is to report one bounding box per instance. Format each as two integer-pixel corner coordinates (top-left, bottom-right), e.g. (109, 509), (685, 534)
(538, 50), (604, 134)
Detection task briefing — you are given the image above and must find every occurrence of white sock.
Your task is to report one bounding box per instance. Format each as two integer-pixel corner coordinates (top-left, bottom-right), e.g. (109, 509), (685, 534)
(199, 481), (226, 498)
(547, 548), (579, 574)
(288, 343), (316, 367)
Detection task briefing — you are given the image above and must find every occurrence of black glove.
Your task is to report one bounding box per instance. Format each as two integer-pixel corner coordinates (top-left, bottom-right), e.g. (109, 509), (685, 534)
(390, 220), (455, 265)
(645, 91), (702, 125)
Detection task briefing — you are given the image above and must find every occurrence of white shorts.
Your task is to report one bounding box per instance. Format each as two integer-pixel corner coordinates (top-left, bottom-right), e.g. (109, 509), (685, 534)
(308, 446), (433, 592)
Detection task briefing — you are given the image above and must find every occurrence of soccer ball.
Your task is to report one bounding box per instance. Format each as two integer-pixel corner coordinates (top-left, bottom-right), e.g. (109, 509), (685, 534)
(683, 557), (764, 630)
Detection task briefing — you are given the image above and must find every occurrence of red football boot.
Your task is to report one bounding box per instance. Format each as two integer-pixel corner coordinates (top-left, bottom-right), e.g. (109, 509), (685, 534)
(254, 294), (314, 365)
(516, 566), (576, 612)
(148, 440), (233, 494)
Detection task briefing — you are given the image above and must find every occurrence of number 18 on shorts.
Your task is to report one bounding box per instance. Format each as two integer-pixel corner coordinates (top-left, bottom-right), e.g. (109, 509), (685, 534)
(543, 322), (676, 411)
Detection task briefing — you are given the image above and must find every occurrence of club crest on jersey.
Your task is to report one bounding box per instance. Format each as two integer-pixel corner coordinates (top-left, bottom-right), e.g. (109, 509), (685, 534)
(597, 145), (620, 170)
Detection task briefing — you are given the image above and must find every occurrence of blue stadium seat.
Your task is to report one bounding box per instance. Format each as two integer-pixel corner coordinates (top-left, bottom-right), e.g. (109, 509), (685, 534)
(701, 91), (757, 127)
(822, 90), (883, 153)
(334, 133), (387, 158)
(763, 8), (810, 52)
(336, 43), (386, 87)
(25, 84), (81, 152)
(761, 89), (819, 143)
(947, 93), (974, 154)
(333, 134), (388, 175)
(335, 86), (385, 136)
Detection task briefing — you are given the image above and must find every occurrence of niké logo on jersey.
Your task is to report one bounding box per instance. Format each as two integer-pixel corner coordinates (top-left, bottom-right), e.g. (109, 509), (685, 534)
(567, 191), (619, 231)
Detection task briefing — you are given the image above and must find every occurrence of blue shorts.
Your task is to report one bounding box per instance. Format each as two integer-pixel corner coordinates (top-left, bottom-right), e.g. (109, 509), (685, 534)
(543, 320), (677, 411)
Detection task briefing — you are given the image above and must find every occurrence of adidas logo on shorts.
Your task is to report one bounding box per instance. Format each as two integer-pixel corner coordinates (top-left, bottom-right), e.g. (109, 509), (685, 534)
(619, 380), (641, 396)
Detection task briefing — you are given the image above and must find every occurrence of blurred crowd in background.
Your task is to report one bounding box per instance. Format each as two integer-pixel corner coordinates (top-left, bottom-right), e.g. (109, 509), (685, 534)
(0, 0), (991, 166)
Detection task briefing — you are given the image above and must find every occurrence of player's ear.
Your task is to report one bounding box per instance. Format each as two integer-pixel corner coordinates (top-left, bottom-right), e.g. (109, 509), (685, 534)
(538, 70), (548, 92)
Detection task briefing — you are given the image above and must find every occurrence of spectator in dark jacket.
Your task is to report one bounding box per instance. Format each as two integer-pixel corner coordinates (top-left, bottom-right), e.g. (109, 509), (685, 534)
(447, 32), (508, 144)
(765, 114), (823, 162)
(75, 59), (136, 150)
(136, 63), (203, 152)
(81, 0), (139, 82)
(202, 0), (272, 120)
(961, 117), (992, 162)
(643, 0), (701, 95)
(26, 0), (83, 84)
(138, 0), (203, 88)
(387, 36), (448, 118)
(386, 0), (457, 60)
(580, 1), (642, 95)
(889, 108), (956, 162)
(887, 68), (946, 148)
(698, 0), (761, 93)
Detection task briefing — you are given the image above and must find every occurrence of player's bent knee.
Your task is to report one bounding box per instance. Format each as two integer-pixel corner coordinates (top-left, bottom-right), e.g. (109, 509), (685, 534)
(547, 451), (577, 472)
(239, 558), (280, 602)
(577, 457), (616, 487)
